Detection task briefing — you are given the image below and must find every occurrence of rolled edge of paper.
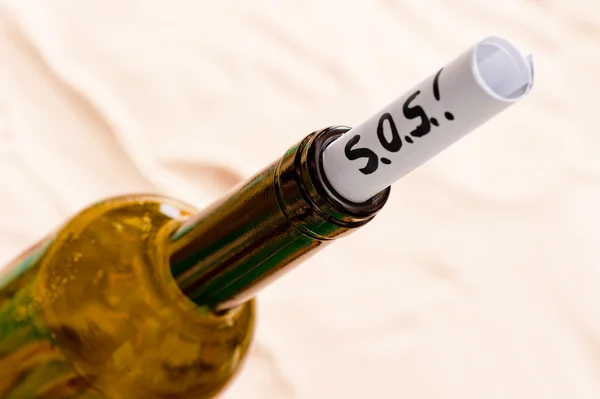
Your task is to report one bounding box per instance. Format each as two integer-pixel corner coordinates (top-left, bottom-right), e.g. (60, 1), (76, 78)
(321, 36), (534, 203)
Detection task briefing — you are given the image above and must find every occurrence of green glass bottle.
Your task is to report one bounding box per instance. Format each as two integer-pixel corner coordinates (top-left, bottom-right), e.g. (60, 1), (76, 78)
(0, 127), (389, 398)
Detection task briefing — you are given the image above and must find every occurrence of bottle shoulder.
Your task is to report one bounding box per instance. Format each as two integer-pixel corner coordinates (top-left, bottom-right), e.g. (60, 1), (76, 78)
(36, 194), (255, 399)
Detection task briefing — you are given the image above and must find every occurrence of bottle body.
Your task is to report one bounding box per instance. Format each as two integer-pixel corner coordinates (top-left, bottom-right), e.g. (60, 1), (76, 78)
(0, 126), (390, 399)
(0, 195), (255, 399)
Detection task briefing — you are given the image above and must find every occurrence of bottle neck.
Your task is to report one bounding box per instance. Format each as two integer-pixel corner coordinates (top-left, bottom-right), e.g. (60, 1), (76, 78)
(163, 127), (390, 312)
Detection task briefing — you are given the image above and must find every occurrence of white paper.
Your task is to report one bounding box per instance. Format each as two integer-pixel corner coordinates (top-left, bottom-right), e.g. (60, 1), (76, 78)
(322, 36), (534, 203)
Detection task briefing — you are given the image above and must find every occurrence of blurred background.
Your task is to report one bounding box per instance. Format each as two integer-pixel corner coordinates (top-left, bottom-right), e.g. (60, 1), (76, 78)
(1, 0), (599, 398)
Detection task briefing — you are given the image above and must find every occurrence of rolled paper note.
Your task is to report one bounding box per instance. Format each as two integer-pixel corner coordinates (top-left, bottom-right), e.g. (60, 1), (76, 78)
(322, 36), (534, 203)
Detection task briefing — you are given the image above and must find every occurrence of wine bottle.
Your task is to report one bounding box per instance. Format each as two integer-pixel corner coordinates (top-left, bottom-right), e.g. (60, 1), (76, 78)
(0, 37), (533, 399)
(0, 127), (388, 398)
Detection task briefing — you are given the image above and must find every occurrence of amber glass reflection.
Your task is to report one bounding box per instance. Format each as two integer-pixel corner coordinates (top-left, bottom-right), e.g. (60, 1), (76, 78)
(0, 195), (255, 399)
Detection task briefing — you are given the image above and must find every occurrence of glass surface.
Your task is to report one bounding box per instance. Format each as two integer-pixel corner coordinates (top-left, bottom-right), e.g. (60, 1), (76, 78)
(0, 195), (255, 398)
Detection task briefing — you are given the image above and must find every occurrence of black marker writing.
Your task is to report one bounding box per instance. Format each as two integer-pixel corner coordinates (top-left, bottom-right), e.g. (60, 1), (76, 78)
(402, 91), (431, 138)
(433, 68), (454, 120)
(344, 68), (455, 175)
(433, 68), (443, 100)
(344, 135), (379, 175)
(377, 113), (402, 152)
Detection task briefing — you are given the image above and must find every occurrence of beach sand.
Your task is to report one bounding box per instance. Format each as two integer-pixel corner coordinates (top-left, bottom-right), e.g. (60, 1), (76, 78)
(1, 1), (599, 397)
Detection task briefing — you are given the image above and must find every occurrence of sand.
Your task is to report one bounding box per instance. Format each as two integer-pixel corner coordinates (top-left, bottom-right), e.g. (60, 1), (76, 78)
(1, 0), (599, 397)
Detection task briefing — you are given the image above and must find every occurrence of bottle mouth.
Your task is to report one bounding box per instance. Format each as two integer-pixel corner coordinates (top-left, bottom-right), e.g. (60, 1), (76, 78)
(166, 127), (389, 311)
(309, 126), (391, 214)
(474, 36), (534, 101)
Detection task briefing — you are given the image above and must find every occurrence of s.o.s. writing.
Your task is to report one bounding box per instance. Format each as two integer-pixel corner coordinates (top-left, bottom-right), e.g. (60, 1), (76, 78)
(344, 68), (455, 175)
